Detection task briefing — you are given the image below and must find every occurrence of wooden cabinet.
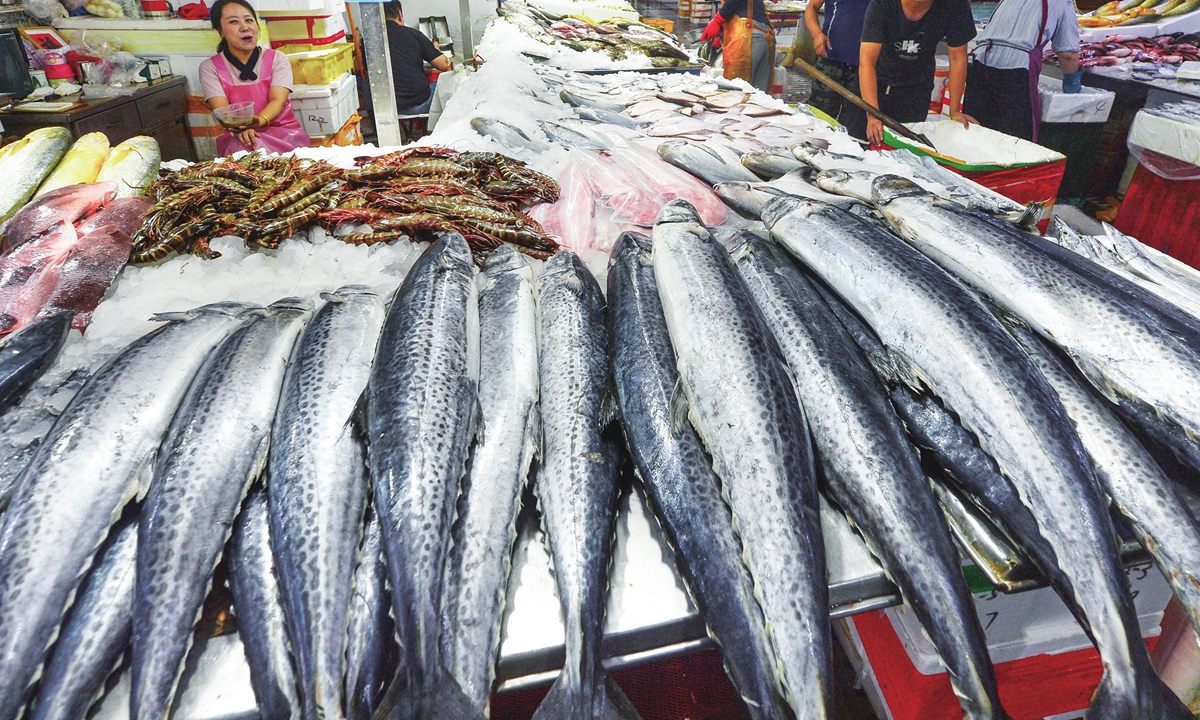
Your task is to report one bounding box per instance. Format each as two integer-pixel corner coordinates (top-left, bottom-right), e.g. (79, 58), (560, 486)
(0, 76), (194, 161)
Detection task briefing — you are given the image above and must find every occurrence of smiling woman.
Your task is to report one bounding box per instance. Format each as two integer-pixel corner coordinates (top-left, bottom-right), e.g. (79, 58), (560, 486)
(198, 0), (311, 156)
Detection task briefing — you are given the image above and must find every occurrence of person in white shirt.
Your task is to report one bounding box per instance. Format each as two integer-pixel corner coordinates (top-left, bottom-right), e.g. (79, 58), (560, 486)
(963, 0), (1081, 141)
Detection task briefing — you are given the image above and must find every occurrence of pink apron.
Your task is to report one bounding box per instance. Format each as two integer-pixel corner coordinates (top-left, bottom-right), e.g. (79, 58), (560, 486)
(213, 47), (310, 156)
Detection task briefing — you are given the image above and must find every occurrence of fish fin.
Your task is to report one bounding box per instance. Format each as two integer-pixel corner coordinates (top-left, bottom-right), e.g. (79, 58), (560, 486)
(1088, 669), (1192, 720)
(1016, 201), (1043, 231)
(134, 449), (158, 501)
(595, 671), (642, 720)
(668, 379), (690, 435)
(530, 674), (575, 720)
(372, 666), (487, 720)
(526, 403), (543, 465)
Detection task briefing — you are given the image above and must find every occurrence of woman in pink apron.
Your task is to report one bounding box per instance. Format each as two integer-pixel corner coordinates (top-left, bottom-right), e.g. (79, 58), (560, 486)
(199, 0), (310, 155)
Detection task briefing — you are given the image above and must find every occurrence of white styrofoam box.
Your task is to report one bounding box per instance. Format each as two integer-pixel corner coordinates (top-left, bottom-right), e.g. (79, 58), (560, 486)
(291, 71), (358, 137)
(259, 0), (344, 15)
(1178, 60), (1200, 81)
(888, 557), (1172, 674)
(1128, 105), (1200, 166)
(1039, 75), (1115, 124)
(255, 0), (343, 14)
(162, 53), (213, 96)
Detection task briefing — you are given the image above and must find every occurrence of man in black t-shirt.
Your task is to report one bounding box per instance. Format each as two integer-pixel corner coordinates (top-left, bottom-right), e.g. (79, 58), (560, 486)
(384, 0), (451, 115)
(858, 0), (976, 144)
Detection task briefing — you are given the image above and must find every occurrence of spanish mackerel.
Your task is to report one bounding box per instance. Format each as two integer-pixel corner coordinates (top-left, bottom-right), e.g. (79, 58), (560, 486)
(657, 140), (759, 185)
(0, 310), (70, 418)
(1007, 319), (1200, 639)
(872, 176), (1200, 490)
(728, 231), (1011, 720)
(30, 516), (137, 720)
(345, 507), (397, 720)
(532, 249), (639, 720)
(229, 486), (302, 720)
(764, 195), (1190, 720)
(808, 279), (1058, 591)
(652, 200), (830, 719)
(269, 285), (386, 720)
(366, 234), (484, 720)
(442, 245), (540, 713)
(741, 149), (805, 179)
(608, 232), (789, 720)
(0, 302), (248, 720)
(132, 299), (310, 720)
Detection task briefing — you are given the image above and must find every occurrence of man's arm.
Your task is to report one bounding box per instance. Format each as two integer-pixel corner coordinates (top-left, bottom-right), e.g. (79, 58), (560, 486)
(431, 54), (451, 71)
(859, 41), (883, 143)
(947, 43), (977, 128)
(805, 0), (829, 58)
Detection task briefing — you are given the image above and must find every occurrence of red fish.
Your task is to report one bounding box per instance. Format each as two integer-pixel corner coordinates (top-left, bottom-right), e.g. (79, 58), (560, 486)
(0, 221), (79, 335)
(38, 225), (131, 330)
(75, 196), (153, 238)
(1, 182), (117, 254)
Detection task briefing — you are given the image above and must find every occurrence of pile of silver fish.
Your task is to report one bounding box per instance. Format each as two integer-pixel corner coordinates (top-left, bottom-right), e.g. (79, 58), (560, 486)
(4, 133), (1200, 720)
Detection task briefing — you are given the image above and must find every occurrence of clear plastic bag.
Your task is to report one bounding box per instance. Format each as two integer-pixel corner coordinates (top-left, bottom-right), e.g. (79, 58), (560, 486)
(21, 0), (66, 23)
(1128, 144), (1200, 181)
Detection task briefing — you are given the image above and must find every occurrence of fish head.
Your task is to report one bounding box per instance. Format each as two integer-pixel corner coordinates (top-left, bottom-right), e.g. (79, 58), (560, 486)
(268, 296), (315, 312)
(654, 199), (701, 226)
(790, 142), (822, 166)
(870, 175), (927, 206)
(760, 195), (826, 228)
(435, 232), (476, 271)
(482, 243), (529, 277)
(320, 284), (377, 303)
(539, 249), (602, 301)
(610, 231), (652, 265)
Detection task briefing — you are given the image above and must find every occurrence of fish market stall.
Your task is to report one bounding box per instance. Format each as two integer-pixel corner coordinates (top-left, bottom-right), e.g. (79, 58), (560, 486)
(6, 20), (1200, 720)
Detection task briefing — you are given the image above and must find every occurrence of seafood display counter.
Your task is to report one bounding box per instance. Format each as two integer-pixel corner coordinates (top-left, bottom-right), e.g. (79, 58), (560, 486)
(90, 497), (893, 719)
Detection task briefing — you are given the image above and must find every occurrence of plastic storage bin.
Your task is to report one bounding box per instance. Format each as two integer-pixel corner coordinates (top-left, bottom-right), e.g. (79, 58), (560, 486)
(266, 13), (346, 48)
(280, 43), (353, 85)
(291, 71), (357, 137)
(838, 559), (1174, 720)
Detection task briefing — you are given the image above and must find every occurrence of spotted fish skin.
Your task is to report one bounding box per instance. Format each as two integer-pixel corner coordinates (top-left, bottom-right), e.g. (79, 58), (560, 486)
(765, 194), (1190, 720)
(729, 230), (1010, 720)
(1007, 319), (1200, 642)
(442, 245), (539, 712)
(229, 486), (302, 720)
(530, 249), (640, 720)
(30, 516), (137, 720)
(0, 302), (249, 720)
(345, 507), (398, 720)
(269, 285), (386, 720)
(132, 300), (310, 720)
(651, 200), (830, 719)
(366, 234), (485, 720)
(608, 231), (789, 720)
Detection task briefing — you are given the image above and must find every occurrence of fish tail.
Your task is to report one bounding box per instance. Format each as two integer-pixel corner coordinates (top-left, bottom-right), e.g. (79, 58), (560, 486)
(370, 666), (486, 720)
(530, 667), (642, 720)
(1086, 668), (1191, 719)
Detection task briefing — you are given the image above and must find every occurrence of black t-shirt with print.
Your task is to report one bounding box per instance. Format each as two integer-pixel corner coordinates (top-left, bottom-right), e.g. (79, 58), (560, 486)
(860, 0), (975, 89)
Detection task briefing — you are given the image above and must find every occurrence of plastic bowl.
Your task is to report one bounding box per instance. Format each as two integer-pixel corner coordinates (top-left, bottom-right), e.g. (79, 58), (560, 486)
(213, 101), (256, 128)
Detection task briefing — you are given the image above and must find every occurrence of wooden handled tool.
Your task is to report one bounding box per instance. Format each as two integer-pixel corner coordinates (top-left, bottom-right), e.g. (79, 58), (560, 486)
(792, 55), (936, 149)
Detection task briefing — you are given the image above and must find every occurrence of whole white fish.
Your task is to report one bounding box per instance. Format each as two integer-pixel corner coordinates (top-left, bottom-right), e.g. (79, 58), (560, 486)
(531, 250), (639, 720)
(872, 176), (1200, 480)
(609, 232), (790, 720)
(652, 200), (830, 719)
(766, 194), (1190, 720)
(345, 507), (398, 720)
(229, 485), (302, 720)
(269, 285), (386, 720)
(729, 231), (1011, 720)
(132, 299), (310, 720)
(30, 516), (137, 720)
(1007, 319), (1200, 641)
(366, 234), (484, 720)
(0, 302), (249, 720)
(442, 245), (540, 713)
